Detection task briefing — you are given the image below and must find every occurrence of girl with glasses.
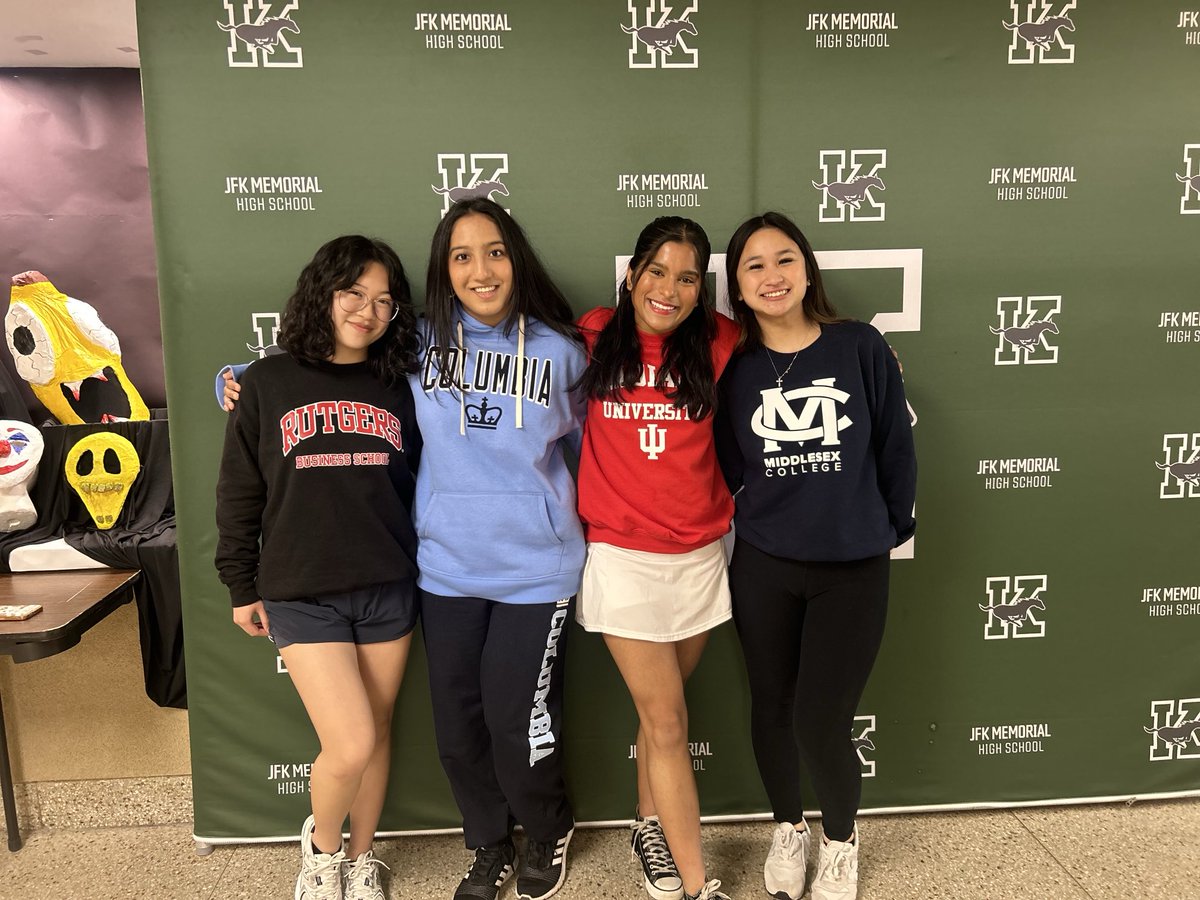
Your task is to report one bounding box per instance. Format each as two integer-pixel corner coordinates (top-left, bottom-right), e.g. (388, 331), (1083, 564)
(215, 235), (422, 900)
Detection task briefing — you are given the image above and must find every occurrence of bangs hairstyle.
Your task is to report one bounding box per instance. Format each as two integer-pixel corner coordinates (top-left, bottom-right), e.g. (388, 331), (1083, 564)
(724, 211), (845, 350)
(579, 216), (719, 420)
(424, 198), (579, 355)
(277, 235), (419, 384)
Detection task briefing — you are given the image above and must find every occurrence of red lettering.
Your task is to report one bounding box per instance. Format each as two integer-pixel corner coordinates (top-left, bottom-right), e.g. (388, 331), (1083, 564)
(314, 400), (339, 434)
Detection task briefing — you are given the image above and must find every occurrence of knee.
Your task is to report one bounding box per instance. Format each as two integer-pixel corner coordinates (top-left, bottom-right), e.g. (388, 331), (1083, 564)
(640, 704), (689, 751)
(319, 727), (376, 780)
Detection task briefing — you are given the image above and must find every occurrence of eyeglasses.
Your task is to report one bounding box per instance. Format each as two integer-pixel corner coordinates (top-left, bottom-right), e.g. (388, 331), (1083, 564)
(336, 289), (400, 322)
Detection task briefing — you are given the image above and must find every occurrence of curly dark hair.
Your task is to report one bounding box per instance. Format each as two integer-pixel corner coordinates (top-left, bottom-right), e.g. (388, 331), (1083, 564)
(424, 199), (579, 358)
(277, 235), (419, 384)
(579, 216), (719, 420)
(724, 212), (845, 350)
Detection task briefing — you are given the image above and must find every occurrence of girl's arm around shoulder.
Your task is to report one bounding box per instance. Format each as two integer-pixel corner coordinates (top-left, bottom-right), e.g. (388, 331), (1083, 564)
(394, 376), (423, 478)
(714, 372), (745, 495)
(860, 323), (917, 544)
(214, 371), (268, 607)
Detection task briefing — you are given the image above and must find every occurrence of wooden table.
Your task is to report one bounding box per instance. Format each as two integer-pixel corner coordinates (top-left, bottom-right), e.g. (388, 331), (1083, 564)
(0, 570), (140, 851)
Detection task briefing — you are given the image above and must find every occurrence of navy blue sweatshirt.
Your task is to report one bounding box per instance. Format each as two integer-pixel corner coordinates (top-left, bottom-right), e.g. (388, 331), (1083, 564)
(716, 321), (915, 562)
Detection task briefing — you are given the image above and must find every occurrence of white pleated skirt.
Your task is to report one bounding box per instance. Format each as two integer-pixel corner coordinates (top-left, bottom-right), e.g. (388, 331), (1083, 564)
(576, 538), (731, 642)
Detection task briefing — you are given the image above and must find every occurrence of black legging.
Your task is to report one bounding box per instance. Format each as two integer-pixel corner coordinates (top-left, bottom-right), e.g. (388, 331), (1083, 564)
(729, 538), (889, 841)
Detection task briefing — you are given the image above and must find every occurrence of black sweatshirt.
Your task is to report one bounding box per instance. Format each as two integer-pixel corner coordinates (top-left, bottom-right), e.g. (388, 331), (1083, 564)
(716, 321), (916, 562)
(215, 353), (421, 607)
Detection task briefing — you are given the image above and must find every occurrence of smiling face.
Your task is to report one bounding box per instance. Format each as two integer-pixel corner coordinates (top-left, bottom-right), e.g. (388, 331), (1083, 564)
(627, 240), (702, 336)
(448, 212), (514, 326)
(735, 227), (809, 326)
(329, 260), (390, 363)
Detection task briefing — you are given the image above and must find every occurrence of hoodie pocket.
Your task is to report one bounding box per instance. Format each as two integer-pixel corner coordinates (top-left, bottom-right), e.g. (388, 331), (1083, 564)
(419, 491), (566, 582)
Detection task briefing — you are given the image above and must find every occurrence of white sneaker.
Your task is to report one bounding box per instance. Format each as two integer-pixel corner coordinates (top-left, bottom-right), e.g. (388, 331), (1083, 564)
(764, 821), (809, 900)
(344, 850), (389, 900)
(683, 878), (731, 900)
(810, 825), (859, 900)
(296, 814), (346, 900)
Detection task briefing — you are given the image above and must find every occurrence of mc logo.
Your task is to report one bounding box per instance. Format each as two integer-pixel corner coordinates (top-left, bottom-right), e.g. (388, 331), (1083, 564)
(853, 715), (876, 778)
(813, 150), (887, 223)
(218, 1), (302, 68)
(432, 153), (511, 217)
(246, 312), (280, 357)
(1145, 699), (1200, 761)
(981, 575), (1047, 640)
(1178, 145), (1200, 216)
(991, 295), (1061, 365)
(1004, 1), (1076, 65)
(623, 0), (699, 69)
(1157, 433), (1200, 500)
(751, 379), (852, 453)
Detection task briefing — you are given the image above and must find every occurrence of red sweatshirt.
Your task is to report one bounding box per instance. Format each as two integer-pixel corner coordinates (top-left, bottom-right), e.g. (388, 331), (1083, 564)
(577, 307), (739, 553)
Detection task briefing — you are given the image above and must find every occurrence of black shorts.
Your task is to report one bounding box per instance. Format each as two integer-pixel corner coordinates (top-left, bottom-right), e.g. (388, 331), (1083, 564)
(263, 578), (418, 649)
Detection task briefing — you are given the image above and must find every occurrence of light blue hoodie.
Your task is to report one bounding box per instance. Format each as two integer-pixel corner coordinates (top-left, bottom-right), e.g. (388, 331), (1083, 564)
(410, 310), (587, 604)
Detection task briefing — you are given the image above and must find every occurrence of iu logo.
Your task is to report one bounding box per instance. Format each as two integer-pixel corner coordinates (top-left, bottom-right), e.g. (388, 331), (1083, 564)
(432, 153), (511, 217)
(218, 1), (302, 68)
(246, 312), (281, 357)
(622, 1), (699, 69)
(1178, 145), (1200, 216)
(1157, 433), (1200, 500)
(981, 575), (1047, 640)
(1004, 1), (1076, 65)
(813, 150), (887, 223)
(991, 295), (1061, 365)
(751, 379), (852, 453)
(639, 423), (667, 460)
(852, 716), (876, 778)
(1145, 699), (1200, 761)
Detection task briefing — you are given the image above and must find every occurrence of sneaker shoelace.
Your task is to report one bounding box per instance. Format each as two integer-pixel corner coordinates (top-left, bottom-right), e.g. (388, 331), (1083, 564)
(773, 825), (802, 859)
(302, 851), (346, 900)
(345, 852), (390, 899)
(634, 819), (679, 878)
(822, 842), (855, 881)
(690, 878), (730, 900)
(465, 844), (511, 884)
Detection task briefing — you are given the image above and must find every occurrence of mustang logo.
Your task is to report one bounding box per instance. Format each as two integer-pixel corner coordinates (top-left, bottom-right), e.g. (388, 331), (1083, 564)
(431, 180), (510, 203)
(812, 176), (886, 209)
(990, 320), (1059, 350)
(1003, 16), (1074, 50)
(621, 18), (697, 55)
(217, 15), (300, 53)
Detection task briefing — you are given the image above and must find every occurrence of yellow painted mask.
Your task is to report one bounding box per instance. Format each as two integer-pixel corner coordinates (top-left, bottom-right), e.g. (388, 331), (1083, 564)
(6, 272), (149, 425)
(65, 433), (141, 530)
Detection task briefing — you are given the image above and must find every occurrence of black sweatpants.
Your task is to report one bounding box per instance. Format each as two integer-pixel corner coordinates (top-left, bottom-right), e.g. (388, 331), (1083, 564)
(729, 538), (889, 842)
(421, 592), (575, 848)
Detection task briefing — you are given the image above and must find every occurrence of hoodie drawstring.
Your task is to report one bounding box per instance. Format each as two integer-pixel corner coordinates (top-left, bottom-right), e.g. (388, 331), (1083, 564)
(515, 314), (525, 430)
(457, 320), (467, 436)
(455, 314), (525, 435)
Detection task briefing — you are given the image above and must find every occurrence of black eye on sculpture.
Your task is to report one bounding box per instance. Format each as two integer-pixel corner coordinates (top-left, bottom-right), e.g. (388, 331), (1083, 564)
(75, 450), (94, 477)
(103, 448), (121, 474)
(4, 303), (58, 385)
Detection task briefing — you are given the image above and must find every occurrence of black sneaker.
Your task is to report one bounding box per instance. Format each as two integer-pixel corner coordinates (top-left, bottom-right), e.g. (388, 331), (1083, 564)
(454, 838), (516, 900)
(516, 827), (574, 900)
(631, 814), (683, 900)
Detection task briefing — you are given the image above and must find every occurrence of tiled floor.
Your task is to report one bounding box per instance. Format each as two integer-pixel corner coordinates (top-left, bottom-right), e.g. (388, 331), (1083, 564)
(0, 799), (1196, 899)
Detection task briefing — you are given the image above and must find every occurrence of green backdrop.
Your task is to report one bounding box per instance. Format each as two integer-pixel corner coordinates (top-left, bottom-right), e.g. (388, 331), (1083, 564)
(136, 1), (1200, 842)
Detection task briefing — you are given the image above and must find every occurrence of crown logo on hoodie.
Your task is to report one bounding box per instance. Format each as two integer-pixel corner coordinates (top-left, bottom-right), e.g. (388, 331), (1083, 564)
(465, 397), (503, 429)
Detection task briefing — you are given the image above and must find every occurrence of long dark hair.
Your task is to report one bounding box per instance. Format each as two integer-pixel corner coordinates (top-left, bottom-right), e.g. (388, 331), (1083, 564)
(579, 216), (718, 420)
(424, 198), (579, 355)
(277, 235), (418, 384)
(724, 211), (845, 350)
